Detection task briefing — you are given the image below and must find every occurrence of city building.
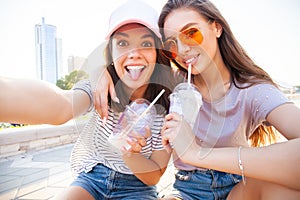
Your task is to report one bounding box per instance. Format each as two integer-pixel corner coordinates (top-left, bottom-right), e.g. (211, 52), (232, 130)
(67, 55), (87, 73)
(35, 17), (63, 84)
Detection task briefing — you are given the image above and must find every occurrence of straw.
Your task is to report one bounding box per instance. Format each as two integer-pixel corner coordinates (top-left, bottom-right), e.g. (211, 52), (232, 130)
(141, 89), (165, 117)
(121, 89), (166, 136)
(187, 63), (192, 84)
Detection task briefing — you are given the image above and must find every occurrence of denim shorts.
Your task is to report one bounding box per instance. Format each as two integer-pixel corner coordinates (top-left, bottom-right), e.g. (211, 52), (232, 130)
(71, 164), (157, 200)
(165, 169), (241, 200)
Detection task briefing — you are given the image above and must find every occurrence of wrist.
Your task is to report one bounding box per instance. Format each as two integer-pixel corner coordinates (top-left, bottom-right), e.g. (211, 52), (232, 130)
(180, 143), (201, 164)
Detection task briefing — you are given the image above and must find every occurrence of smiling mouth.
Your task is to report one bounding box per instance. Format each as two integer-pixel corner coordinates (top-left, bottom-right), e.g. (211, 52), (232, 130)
(126, 65), (145, 80)
(184, 55), (198, 64)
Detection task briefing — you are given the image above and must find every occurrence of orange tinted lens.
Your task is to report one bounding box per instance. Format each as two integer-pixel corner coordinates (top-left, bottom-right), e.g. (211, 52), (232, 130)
(180, 27), (203, 45)
(162, 39), (177, 59)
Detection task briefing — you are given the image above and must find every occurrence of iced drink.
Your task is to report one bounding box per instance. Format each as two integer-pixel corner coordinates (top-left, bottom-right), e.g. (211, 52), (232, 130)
(108, 98), (156, 153)
(169, 83), (202, 128)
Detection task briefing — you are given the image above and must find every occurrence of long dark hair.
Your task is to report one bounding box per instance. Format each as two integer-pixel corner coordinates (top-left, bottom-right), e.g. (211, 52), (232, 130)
(104, 24), (181, 114)
(158, 0), (279, 146)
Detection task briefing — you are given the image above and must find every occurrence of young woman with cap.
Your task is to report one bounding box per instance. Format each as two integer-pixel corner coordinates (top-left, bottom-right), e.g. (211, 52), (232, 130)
(0, 0), (182, 199)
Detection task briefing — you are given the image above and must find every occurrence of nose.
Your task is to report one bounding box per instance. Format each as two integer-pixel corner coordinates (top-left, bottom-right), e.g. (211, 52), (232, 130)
(177, 39), (191, 55)
(127, 48), (142, 59)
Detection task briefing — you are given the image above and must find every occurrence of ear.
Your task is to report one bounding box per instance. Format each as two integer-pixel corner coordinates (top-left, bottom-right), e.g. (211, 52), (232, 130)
(214, 22), (223, 38)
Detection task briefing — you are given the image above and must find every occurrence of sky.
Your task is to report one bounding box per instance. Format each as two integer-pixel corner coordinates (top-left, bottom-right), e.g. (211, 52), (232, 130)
(0, 0), (299, 86)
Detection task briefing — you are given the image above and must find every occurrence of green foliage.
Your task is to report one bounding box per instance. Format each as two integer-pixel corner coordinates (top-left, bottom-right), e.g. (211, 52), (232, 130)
(56, 70), (89, 90)
(295, 85), (300, 93)
(0, 123), (27, 130)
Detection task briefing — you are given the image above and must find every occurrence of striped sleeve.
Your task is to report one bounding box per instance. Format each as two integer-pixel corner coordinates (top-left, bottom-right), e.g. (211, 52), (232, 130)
(72, 79), (94, 112)
(151, 115), (165, 150)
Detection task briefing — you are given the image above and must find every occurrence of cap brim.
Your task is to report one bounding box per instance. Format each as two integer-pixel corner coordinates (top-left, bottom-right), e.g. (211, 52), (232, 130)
(106, 19), (161, 40)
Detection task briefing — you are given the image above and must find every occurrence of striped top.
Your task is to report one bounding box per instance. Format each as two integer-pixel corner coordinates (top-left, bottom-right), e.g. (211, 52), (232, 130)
(70, 80), (165, 176)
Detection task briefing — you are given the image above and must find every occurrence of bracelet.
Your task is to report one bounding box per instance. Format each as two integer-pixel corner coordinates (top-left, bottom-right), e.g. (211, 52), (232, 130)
(238, 146), (246, 185)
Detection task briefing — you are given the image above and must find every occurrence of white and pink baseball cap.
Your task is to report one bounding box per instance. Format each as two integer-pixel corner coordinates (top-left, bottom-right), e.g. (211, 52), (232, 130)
(105, 0), (161, 40)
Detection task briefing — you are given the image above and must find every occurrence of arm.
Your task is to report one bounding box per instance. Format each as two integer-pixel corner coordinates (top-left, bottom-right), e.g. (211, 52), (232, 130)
(162, 103), (300, 190)
(183, 139), (300, 190)
(121, 128), (171, 185)
(93, 69), (118, 120)
(122, 149), (171, 185)
(74, 41), (117, 121)
(0, 76), (90, 125)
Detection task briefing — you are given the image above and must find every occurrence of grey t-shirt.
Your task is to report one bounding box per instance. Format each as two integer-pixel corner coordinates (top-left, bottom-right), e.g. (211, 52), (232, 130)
(174, 83), (292, 171)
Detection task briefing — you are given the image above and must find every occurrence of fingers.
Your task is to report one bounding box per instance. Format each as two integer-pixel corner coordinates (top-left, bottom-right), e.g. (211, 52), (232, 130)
(161, 121), (172, 153)
(142, 126), (151, 138)
(165, 112), (182, 122)
(161, 112), (183, 153)
(93, 69), (118, 122)
(163, 113), (182, 132)
(139, 137), (147, 146)
(93, 91), (101, 114)
(99, 89), (109, 120)
(125, 137), (143, 153)
(124, 129), (148, 153)
(93, 84), (109, 120)
(162, 134), (173, 153)
(109, 80), (119, 104)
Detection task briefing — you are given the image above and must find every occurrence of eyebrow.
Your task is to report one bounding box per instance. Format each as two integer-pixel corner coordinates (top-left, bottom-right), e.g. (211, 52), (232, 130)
(180, 23), (198, 32)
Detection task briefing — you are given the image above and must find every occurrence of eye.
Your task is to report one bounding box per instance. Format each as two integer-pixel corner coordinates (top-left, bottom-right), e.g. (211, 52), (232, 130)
(165, 36), (178, 44)
(181, 28), (197, 40)
(185, 28), (198, 38)
(117, 40), (129, 47)
(141, 40), (154, 48)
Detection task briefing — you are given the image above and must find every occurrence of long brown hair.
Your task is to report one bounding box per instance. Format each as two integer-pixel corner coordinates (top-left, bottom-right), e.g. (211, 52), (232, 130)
(158, 0), (279, 147)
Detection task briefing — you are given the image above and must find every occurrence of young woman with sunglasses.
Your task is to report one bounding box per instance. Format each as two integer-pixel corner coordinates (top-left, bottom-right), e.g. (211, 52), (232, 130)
(157, 0), (300, 199)
(92, 0), (300, 199)
(0, 0), (185, 199)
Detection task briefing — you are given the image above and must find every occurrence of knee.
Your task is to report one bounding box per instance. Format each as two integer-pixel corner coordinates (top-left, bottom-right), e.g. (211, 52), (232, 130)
(227, 178), (300, 200)
(227, 178), (261, 200)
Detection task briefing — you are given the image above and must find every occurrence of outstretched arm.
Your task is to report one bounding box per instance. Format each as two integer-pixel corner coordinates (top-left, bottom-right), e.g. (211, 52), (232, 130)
(0, 76), (90, 125)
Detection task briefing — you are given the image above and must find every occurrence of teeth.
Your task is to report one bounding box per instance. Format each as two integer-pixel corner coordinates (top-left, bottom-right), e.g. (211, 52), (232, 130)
(186, 58), (194, 63)
(127, 66), (144, 70)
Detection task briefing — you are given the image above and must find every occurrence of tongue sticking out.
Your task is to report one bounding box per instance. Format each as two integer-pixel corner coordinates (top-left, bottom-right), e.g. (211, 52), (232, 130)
(127, 66), (144, 81)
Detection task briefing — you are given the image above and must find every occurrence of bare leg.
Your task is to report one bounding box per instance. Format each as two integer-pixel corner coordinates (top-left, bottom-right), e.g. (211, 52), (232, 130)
(227, 178), (300, 200)
(54, 186), (95, 200)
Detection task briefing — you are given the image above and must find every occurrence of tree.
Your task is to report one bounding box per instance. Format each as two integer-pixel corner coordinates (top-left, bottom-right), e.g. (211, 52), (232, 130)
(56, 70), (89, 90)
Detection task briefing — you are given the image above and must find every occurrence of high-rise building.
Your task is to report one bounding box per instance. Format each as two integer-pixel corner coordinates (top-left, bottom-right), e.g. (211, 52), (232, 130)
(56, 38), (64, 79)
(35, 17), (63, 84)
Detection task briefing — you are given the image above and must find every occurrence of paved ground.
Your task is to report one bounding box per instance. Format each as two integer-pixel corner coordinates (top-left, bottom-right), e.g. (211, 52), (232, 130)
(0, 143), (175, 200)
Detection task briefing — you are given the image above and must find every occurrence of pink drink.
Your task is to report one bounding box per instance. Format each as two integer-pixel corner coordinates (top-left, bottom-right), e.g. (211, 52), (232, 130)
(108, 98), (156, 153)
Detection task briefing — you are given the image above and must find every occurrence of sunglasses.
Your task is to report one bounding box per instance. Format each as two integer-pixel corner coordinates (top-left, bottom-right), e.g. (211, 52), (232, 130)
(161, 25), (205, 59)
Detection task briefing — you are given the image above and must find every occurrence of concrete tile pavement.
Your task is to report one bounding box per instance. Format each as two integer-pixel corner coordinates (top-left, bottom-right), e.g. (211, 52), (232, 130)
(0, 143), (175, 200)
(0, 144), (74, 200)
